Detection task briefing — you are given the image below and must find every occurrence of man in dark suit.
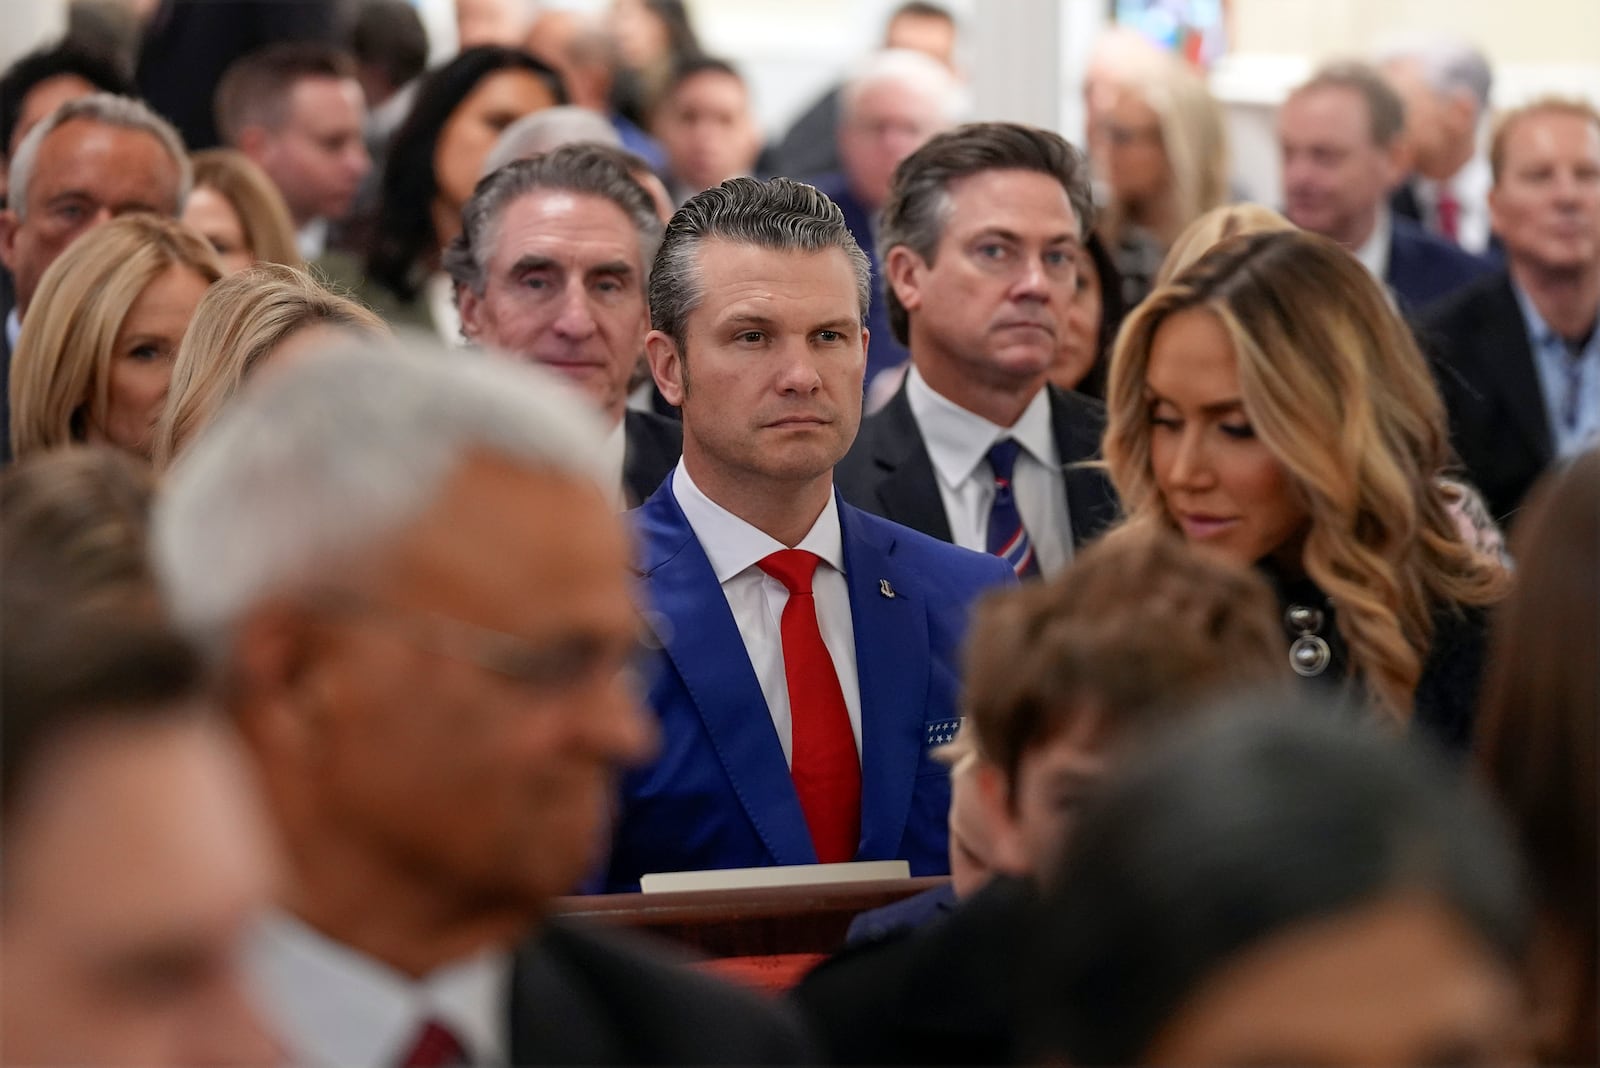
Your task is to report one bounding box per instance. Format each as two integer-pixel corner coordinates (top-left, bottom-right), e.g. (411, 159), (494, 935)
(1279, 61), (1493, 311)
(605, 176), (1013, 891)
(450, 143), (681, 507)
(835, 122), (1119, 576)
(154, 338), (808, 1064)
(1420, 98), (1600, 526)
(810, 48), (965, 388)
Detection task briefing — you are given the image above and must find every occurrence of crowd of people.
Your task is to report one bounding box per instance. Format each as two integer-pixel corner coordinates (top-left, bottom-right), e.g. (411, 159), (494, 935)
(0, 1), (1596, 1065)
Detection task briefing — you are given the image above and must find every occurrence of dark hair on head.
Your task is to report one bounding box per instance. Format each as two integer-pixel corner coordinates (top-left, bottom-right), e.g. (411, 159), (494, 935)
(214, 41), (360, 146)
(0, 41), (133, 157)
(888, 1), (955, 27)
(660, 54), (745, 104)
(1072, 230), (1127, 400)
(648, 176), (871, 354)
(366, 46), (568, 303)
(637, 0), (703, 62)
(348, 0), (429, 94)
(1475, 448), (1598, 1064)
(1292, 59), (1407, 146)
(444, 142), (663, 296)
(878, 121), (1094, 345)
(1, 609), (204, 823)
(1025, 708), (1529, 1065)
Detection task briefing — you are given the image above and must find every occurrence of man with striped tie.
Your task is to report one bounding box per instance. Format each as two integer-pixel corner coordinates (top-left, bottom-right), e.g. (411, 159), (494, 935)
(836, 122), (1118, 577)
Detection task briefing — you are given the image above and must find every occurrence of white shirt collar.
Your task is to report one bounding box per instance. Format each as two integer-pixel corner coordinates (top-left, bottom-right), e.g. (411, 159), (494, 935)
(250, 912), (511, 1068)
(5, 308), (18, 351)
(670, 460), (845, 584)
(296, 218), (329, 262)
(904, 365), (1057, 490)
(1352, 204), (1393, 281)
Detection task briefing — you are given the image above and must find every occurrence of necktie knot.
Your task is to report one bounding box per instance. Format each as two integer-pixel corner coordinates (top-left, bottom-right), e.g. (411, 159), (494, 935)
(759, 548), (821, 595)
(987, 438), (1024, 486)
(398, 1020), (466, 1068)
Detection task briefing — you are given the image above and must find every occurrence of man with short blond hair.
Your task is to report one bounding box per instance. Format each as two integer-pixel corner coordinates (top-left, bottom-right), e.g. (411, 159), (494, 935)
(1421, 97), (1600, 525)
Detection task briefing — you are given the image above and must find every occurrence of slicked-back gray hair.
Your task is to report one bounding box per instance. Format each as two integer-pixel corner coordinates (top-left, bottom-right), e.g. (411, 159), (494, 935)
(152, 337), (610, 657)
(444, 143), (663, 297)
(480, 107), (622, 178)
(877, 121), (1093, 346)
(8, 93), (190, 220)
(649, 176), (871, 353)
(1375, 34), (1493, 113)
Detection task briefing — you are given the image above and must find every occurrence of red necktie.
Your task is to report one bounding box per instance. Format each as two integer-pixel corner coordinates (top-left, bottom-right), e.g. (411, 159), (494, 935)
(758, 549), (861, 863)
(1436, 187), (1461, 243)
(397, 1020), (466, 1068)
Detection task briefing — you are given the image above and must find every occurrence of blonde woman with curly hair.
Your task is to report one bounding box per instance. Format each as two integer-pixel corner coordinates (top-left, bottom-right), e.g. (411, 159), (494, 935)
(182, 148), (304, 274)
(9, 214), (221, 461)
(1103, 229), (1506, 750)
(152, 263), (385, 466)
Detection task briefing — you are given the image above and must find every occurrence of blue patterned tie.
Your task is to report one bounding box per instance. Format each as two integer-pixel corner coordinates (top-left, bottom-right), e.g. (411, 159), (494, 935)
(985, 438), (1040, 578)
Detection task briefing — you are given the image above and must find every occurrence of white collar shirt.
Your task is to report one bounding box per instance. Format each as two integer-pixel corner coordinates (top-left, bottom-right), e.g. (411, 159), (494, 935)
(250, 911), (511, 1068)
(1353, 204), (1395, 282)
(669, 461), (862, 764)
(1416, 151), (1494, 256)
(904, 365), (1071, 576)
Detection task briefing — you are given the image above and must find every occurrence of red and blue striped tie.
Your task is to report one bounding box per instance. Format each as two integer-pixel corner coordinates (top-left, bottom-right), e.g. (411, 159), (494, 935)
(986, 438), (1040, 579)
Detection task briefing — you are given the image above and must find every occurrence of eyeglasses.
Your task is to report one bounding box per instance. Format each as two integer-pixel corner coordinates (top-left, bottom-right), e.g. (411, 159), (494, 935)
(306, 591), (670, 695)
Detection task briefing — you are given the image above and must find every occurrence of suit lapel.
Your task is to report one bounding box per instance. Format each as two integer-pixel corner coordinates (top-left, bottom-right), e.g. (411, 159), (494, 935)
(1047, 386), (1117, 546)
(870, 388), (955, 541)
(839, 501), (929, 862)
(633, 486), (817, 866)
(1477, 279), (1554, 461)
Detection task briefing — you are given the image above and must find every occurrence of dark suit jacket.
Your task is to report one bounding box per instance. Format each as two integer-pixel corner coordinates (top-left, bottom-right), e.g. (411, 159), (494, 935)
(1416, 270), (1553, 526)
(1385, 214), (1495, 312)
(771, 86), (842, 182)
(603, 483), (1014, 891)
(623, 409), (683, 507)
(1, 299), (13, 466)
(510, 919), (812, 1064)
(834, 382), (1119, 552)
(811, 173), (907, 385)
(1389, 180), (1505, 265)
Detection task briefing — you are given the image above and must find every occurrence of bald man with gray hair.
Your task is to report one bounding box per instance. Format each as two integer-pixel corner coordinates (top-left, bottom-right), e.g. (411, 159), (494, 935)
(152, 336), (808, 1066)
(1378, 34), (1499, 255)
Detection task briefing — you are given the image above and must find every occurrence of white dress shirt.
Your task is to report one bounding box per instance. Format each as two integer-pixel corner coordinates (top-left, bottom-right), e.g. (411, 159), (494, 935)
(250, 912), (511, 1068)
(1415, 149), (1493, 256)
(5, 308), (18, 351)
(1353, 205), (1395, 282)
(904, 366), (1073, 576)
(296, 218), (329, 262)
(670, 461), (863, 765)
(602, 416), (628, 511)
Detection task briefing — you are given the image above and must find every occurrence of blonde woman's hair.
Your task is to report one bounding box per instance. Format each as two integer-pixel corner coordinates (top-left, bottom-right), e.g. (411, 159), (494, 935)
(1103, 54), (1229, 248)
(1154, 203), (1295, 288)
(189, 148), (304, 269)
(152, 263), (386, 466)
(9, 215), (222, 461)
(1103, 229), (1506, 721)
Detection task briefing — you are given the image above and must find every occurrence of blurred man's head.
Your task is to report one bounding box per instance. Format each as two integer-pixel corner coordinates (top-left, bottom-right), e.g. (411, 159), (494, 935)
(1279, 62), (1408, 249)
(837, 49), (966, 210)
(348, 0), (429, 109)
(153, 339), (656, 975)
(456, 0), (540, 49)
(1377, 36), (1492, 182)
(215, 43), (371, 229)
(1025, 710), (1529, 1067)
(651, 57), (762, 198)
(963, 525), (1287, 877)
(883, 2), (958, 73)
(1488, 98), (1600, 283)
(525, 9), (622, 114)
(0, 612), (278, 1067)
(0, 44), (133, 172)
(0, 93), (188, 317)
(449, 144), (663, 427)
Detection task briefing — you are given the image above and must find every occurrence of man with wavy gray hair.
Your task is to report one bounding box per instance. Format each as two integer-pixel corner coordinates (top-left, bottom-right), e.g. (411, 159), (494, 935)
(0, 92), (189, 461)
(447, 142), (681, 506)
(152, 337), (809, 1065)
(603, 175), (1014, 891)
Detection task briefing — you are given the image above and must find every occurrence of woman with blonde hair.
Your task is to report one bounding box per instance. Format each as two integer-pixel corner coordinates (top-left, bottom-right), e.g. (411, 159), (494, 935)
(182, 148), (303, 274)
(1153, 203), (1294, 288)
(10, 214), (221, 462)
(1098, 53), (1229, 306)
(152, 263), (385, 465)
(1103, 229), (1506, 750)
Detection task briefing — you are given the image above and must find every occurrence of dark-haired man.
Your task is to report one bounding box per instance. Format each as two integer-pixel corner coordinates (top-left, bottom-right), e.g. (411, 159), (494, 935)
(835, 121), (1118, 579)
(652, 57), (764, 205)
(605, 176), (1013, 890)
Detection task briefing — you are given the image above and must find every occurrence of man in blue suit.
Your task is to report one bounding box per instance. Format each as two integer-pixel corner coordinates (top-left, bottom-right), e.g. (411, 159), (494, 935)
(605, 176), (1014, 892)
(1279, 61), (1492, 311)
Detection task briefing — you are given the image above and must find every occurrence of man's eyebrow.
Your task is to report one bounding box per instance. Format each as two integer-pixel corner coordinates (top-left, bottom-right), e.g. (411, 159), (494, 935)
(508, 255), (559, 276)
(811, 318), (859, 333)
(586, 260), (635, 277)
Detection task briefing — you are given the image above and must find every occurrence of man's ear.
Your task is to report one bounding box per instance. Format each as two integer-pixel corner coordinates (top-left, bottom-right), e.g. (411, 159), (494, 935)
(456, 283), (484, 341)
(1380, 135), (1408, 189)
(645, 329), (686, 406)
(235, 125), (271, 164)
(229, 604), (333, 766)
(0, 209), (20, 275)
(884, 245), (926, 315)
(973, 758), (1031, 878)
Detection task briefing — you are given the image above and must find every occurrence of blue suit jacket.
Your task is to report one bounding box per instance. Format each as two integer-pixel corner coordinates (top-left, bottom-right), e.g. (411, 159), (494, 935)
(1385, 214), (1495, 312)
(602, 481), (1015, 892)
